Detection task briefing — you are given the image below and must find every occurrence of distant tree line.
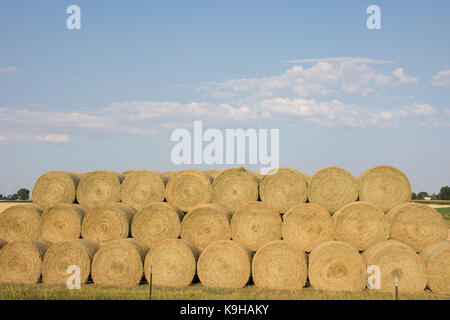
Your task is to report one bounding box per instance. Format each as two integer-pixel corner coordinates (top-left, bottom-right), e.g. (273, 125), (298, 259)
(0, 188), (30, 201)
(412, 186), (450, 200)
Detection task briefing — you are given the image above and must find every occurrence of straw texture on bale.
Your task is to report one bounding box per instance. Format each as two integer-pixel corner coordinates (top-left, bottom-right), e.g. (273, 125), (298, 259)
(308, 241), (366, 292)
(358, 165), (411, 212)
(122, 170), (137, 175)
(76, 170), (125, 208)
(120, 170), (167, 211)
(259, 167), (308, 213)
(197, 240), (252, 289)
(32, 171), (82, 208)
(211, 167), (260, 214)
(42, 239), (99, 285)
(363, 240), (427, 293)
(421, 240), (450, 294)
(81, 203), (135, 244)
(0, 240), (50, 284)
(252, 240), (307, 290)
(91, 238), (148, 287)
(131, 202), (183, 248)
(231, 201), (282, 252)
(181, 203), (231, 251)
(165, 170), (212, 212)
(203, 169), (221, 180)
(0, 204), (43, 242)
(281, 203), (334, 252)
(387, 203), (448, 252)
(144, 239), (199, 288)
(308, 167), (359, 214)
(40, 204), (87, 243)
(0, 239), (6, 249)
(333, 202), (390, 251)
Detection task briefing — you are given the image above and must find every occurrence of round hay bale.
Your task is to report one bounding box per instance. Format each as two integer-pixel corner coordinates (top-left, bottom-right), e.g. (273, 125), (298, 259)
(120, 170), (166, 211)
(163, 171), (177, 182)
(122, 170), (137, 175)
(259, 167), (308, 213)
(197, 240), (252, 289)
(281, 203), (334, 252)
(231, 201), (281, 252)
(131, 202), (183, 248)
(32, 171), (82, 208)
(308, 167), (359, 214)
(308, 241), (366, 292)
(387, 203), (448, 252)
(363, 240), (427, 293)
(358, 165), (411, 212)
(181, 203), (231, 251)
(211, 167), (260, 214)
(333, 202), (390, 251)
(252, 240), (307, 290)
(144, 239), (199, 288)
(42, 239), (99, 285)
(0, 240), (51, 284)
(91, 238), (148, 287)
(40, 204), (87, 243)
(165, 170), (211, 212)
(421, 240), (450, 295)
(0, 204), (43, 242)
(81, 203), (135, 244)
(204, 169), (221, 180)
(76, 170), (125, 208)
(0, 239), (6, 249)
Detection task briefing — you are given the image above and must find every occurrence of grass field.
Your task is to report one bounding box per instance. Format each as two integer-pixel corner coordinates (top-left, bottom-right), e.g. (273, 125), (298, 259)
(0, 283), (448, 300)
(412, 200), (450, 205)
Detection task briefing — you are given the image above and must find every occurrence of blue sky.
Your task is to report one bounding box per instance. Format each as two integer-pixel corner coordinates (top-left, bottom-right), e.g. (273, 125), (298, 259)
(0, 0), (449, 195)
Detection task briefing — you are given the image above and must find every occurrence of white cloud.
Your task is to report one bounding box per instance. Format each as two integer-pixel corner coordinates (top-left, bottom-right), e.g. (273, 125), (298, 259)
(0, 136), (6, 143)
(0, 66), (16, 74)
(198, 58), (418, 99)
(36, 134), (69, 143)
(431, 70), (450, 88)
(392, 68), (418, 84)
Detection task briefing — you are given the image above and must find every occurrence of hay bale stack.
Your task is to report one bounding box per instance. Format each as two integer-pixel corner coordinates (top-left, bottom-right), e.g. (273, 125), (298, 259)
(197, 240), (252, 289)
(131, 202), (183, 248)
(181, 203), (231, 251)
(0, 239), (6, 249)
(81, 203), (135, 244)
(308, 241), (366, 292)
(333, 202), (390, 251)
(144, 239), (199, 288)
(359, 165), (411, 212)
(252, 240), (307, 290)
(120, 170), (167, 211)
(204, 169), (221, 180)
(76, 170), (125, 208)
(421, 240), (450, 295)
(281, 203), (334, 252)
(163, 171), (176, 179)
(122, 170), (137, 175)
(387, 203), (448, 252)
(40, 204), (87, 243)
(0, 240), (51, 284)
(0, 204), (43, 242)
(259, 167), (308, 213)
(165, 170), (212, 212)
(211, 167), (260, 214)
(32, 171), (82, 208)
(231, 201), (282, 252)
(91, 238), (148, 287)
(308, 167), (359, 214)
(42, 239), (99, 285)
(363, 240), (427, 293)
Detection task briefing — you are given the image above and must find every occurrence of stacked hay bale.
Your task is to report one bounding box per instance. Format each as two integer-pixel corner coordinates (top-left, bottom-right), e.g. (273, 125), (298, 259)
(0, 164), (447, 294)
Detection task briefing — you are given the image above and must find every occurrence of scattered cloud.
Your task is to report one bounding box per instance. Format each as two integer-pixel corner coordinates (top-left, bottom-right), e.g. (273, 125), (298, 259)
(0, 136), (6, 144)
(198, 58), (418, 100)
(430, 69), (450, 88)
(0, 66), (16, 74)
(36, 134), (69, 143)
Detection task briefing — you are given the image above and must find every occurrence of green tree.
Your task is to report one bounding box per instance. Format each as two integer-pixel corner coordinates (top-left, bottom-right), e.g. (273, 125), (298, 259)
(417, 192), (429, 200)
(439, 186), (450, 200)
(17, 188), (30, 200)
(411, 192), (417, 200)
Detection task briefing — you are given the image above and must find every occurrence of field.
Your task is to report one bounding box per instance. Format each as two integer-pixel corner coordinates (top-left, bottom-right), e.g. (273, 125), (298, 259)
(0, 283), (448, 300)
